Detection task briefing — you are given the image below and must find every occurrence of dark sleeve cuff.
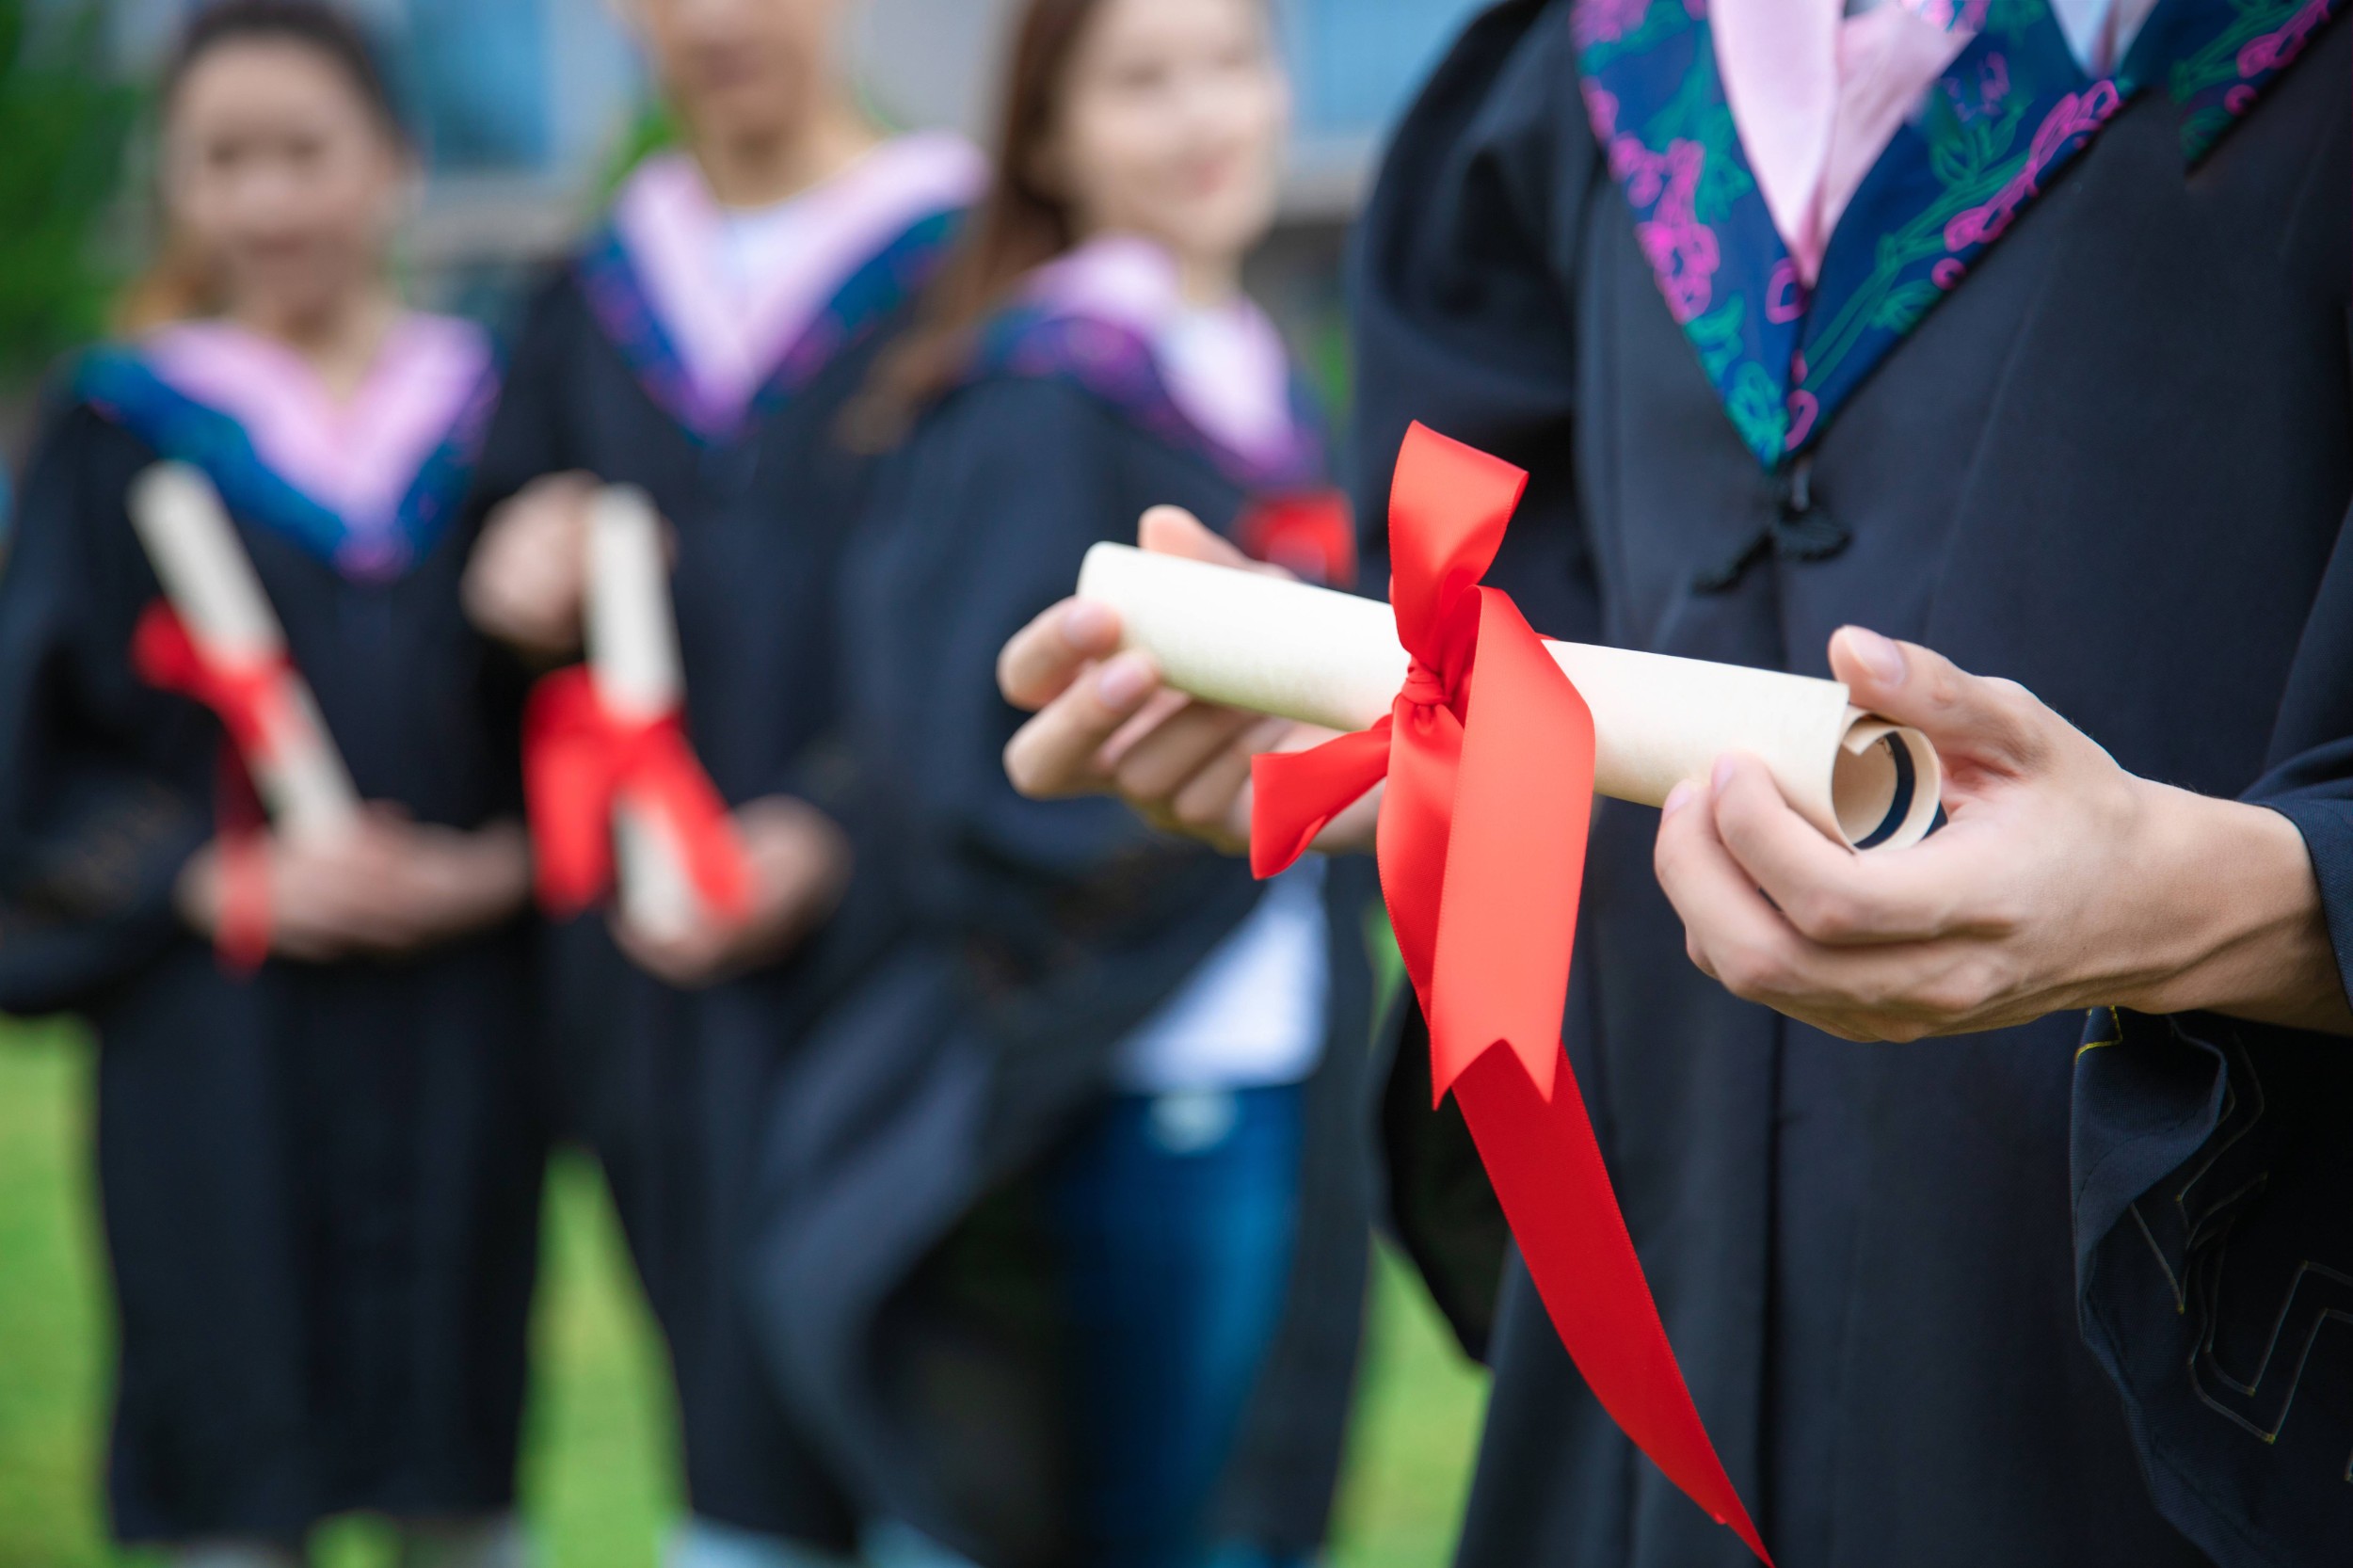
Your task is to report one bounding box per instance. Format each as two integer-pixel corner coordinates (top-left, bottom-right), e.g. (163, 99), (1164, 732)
(0, 789), (210, 1015)
(2265, 796), (2353, 1011)
(2072, 1007), (2353, 1568)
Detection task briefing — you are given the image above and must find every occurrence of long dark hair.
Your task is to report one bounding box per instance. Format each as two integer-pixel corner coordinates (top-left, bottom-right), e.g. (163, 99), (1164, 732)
(855, 0), (1116, 440)
(116, 0), (408, 333)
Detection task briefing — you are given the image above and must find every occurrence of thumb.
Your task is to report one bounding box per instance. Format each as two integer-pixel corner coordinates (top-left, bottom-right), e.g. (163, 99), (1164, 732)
(1830, 626), (2053, 774)
(1139, 505), (1253, 568)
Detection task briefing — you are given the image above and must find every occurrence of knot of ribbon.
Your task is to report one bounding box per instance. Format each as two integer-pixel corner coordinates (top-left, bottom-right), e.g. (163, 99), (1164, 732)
(1251, 424), (1771, 1562)
(521, 665), (752, 922)
(1393, 662), (1450, 711)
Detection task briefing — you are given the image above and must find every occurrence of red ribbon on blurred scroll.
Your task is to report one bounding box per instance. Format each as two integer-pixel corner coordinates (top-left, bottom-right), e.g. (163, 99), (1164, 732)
(132, 600), (284, 973)
(1239, 488), (1358, 587)
(522, 666), (751, 921)
(133, 600), (292, 764)
(1251, 424), (1771, 1563)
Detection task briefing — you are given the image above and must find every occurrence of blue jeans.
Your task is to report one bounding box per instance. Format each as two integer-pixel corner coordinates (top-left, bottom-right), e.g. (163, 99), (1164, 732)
(1045, 1085), (1311, 1568)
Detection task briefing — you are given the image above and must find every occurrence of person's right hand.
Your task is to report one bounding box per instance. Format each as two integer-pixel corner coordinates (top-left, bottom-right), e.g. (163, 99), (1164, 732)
(610, 794), (854, 988)
(997, 506), (1375, 857)
(462, 472), (597, 659)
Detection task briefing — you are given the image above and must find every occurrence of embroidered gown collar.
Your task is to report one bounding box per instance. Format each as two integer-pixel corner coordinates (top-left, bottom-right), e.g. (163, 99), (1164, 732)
(578, 131), (984, 443)
(1574, 0), (2345, 469)
(75, 313), (497, 582)
(968, 234), (1328, 492)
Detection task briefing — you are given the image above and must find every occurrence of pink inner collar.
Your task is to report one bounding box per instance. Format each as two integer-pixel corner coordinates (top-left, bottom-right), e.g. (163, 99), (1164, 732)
(1024, 234), (1299, 470)
(613, 131), (986, 419)
(1711, 0), (2160, 286)
(142, 313), (490, 532)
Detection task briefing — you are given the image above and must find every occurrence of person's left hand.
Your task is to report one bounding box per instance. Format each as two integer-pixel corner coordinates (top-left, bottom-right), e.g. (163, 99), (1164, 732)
(611, 794), (851, 988)
(998, 505), (1369, 856)
(1654, 627), (2351, 1041)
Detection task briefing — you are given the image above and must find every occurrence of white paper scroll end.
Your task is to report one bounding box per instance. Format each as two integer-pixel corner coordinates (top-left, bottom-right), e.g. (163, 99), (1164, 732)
(585, 484), (706, 937)
(126, 462), (361, 845)
(1832, 715), (1942, 852)
(1075, 542), (1945, 854)
(1077, 541), (1403, 734)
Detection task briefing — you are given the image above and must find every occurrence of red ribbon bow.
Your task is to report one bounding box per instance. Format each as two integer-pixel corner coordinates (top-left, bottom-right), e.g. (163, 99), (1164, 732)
(521, 665), (753, 922)
(1253, 424), (1771, 1562)
(131, 600), (294, 762)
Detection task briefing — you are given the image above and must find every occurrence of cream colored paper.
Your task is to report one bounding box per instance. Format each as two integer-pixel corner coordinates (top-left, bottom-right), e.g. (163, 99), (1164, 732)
(585, 485), (704, 940)
(1076, 544), (1941, 852)
(126, 463), (360, 844)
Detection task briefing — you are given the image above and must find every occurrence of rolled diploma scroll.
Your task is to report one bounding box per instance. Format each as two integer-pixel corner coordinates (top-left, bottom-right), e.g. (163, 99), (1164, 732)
(585, 485), (705, 941)
(1077, 544), (1942, 852)
(127, 463), (360, 844)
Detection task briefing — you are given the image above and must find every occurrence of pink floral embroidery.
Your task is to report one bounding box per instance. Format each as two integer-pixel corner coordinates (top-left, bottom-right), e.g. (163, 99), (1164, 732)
(1611, 136), (1718, 323)
(1931, 258), (1966, 289)
(2224, 84), (2259, 114)
(1905, 0), (1990, 30)
(1573, 0), (1654, 48)
(1979, 53), (2010, 110)
(1766, 259), (1806, 324)
(2238, 0), (2329, 76)
(1944, 51), (2010, 122)
(1944, 82), (2121, 251)
(1584, 80), (1623, 138)
(1785, 392), (1820, 450)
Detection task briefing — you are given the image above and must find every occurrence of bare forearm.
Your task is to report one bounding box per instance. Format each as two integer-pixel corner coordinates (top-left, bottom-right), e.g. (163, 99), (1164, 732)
(2119, 787), (2353, 1035)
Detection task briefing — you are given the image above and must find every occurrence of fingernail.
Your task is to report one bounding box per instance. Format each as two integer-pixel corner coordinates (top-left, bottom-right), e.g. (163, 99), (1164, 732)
(1062, 600), (1114, 647)
(1096, 652), (1153, 708)
(1712, 754), (1738, 792)
(1843, 626), (1906, 687)
(1662, 781), (1697, 820)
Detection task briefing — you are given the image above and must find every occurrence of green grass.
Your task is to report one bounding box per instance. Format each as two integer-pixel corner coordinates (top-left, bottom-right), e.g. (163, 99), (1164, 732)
(0, 1022), (1485, 1568)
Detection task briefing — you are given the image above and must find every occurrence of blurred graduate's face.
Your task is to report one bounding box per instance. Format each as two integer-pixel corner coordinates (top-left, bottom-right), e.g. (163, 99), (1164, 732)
(1048, 0), (1288, 269)
(164, 40), (406, 327)
(626, 0), (847, 148)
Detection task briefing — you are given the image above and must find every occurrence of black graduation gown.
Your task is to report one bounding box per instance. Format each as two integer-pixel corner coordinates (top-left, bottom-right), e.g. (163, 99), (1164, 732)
(1351, 4), (2353, 1566)
(463, 226), (956, 1544)
(744, 369), (1378, 1568)
(0, 382), (543, 1542)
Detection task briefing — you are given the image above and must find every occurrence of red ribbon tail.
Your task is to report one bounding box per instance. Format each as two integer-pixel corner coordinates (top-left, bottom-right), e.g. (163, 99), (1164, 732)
(1273, 425), (1771, 1561)
(214, 828), (272, 976)
(1248, 722), (1394, 878)
(130, 600), (200, 695)
(1425, 589), (1591, 1102)
(210, 744), (271, 975)
(1455, 1055), (1773, 1563)
(635, 732), (755, 923)
(522, 668), (622, 916)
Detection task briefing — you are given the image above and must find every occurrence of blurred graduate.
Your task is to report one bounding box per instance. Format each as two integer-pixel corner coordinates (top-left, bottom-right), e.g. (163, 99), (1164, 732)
(995, 0), (2353, 1564)
(743, 3), (1377, 1564)
(0, 3), (541, 1561)
(456, 1), (982, 1562)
